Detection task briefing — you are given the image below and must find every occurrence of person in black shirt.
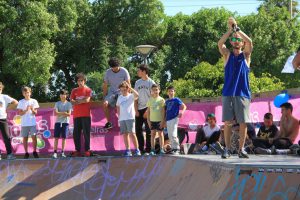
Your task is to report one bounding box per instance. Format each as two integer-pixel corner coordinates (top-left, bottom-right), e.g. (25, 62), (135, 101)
(253, 113), (279, 153)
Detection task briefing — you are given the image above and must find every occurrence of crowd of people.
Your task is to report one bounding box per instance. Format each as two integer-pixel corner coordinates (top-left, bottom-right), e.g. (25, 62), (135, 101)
(0, 59), (187, 159)
(0, 17), (299, 160)
(194, 104), (300, 157)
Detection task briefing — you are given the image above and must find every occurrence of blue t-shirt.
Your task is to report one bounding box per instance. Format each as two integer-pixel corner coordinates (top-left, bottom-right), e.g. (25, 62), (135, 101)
(165, 97), (183, 121)
(222, 52), (251, 99)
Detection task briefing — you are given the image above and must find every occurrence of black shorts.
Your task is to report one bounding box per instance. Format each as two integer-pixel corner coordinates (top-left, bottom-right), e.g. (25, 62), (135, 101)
(54, 123), (69, 139)
(150, 121), (163, 131)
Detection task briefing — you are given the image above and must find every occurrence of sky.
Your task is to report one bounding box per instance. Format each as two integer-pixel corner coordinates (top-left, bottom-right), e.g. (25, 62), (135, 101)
(161, 0), (262, 16)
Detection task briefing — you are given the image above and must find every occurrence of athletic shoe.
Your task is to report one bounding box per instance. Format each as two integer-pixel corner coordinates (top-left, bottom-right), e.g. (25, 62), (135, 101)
(195, 148), (208, 154)
(159, 149), (165, 155)
(84, 150), (93, 157)
(24, 152), (29, 159)
(61, 152), (67, 158)
(254, 147), (271, 155)
(0, 154), (2, 160)
(52, 153), (58, 159)
(124, 149), (132, 157)
(149, 150), (156, 156)
(210, 142), (224, 155)
(238, 150), (249, 159)
(221, 148), (230, 159)
(33, 151), (39, 158)
(133, 149), (141, 156)
(171, 149), (180, 155)
(104, 122), (113, 129)
(7, 154), (16, 160)
(275, 149), (290, 155)
(143, 152), (150, 156)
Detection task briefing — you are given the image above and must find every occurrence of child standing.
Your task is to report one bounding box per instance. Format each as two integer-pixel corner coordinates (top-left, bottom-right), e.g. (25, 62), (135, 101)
(147, 84), (165, 155)
(17, 86), (39, 159)
(0, 82), (18, 160)
(70, 73), (92, 157)
(53, 89), (72, 159)
(165, 86), (186, 155)
(116, 81), (141, 156)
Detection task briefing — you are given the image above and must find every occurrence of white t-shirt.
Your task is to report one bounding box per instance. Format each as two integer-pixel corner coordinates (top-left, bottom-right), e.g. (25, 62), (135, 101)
(0, 94), (14, 119)
(134, 78), (155, 110)
(203, 124), (220, 138)
(116, 94), (135, 121)
(17, 98), (39, 127)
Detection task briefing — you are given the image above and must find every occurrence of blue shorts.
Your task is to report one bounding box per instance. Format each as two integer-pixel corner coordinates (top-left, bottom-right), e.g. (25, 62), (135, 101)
(54, 123), (69, 139)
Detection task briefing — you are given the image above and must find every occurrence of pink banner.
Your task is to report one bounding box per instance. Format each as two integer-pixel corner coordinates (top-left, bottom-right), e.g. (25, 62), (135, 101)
(1, 96), (300, 154)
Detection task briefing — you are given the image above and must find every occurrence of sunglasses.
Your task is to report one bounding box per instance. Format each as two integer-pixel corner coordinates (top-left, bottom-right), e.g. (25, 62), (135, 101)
(231, 37), (243, 42)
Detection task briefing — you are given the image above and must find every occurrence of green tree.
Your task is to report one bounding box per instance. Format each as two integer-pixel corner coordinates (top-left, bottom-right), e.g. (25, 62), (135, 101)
(171, 60), (285, 98)
(259, 0), (299, 17)
(238, 6), (300, 88)
(86, 71), (104, 100)
(0, 0), (58, 99)
(150, 8), (234, 89)
(48, 0), (91, 96)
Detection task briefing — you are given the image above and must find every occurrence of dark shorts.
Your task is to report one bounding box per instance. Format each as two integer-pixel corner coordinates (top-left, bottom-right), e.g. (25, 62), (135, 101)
(54, 123), (69, 139)
(150, 121), (163, 131)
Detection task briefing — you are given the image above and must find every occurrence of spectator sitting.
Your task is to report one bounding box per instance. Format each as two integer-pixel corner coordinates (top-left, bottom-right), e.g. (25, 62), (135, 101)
(255, 103), (299, 155)
(272, 102), (299, 154)
(194, 113), (223, 154)
(253, 113), (279, 154)
(229, 123), (256, 154)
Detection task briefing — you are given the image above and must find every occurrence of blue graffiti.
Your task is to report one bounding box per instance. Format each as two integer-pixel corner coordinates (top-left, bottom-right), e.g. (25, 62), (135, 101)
(221, 167), (300, 200)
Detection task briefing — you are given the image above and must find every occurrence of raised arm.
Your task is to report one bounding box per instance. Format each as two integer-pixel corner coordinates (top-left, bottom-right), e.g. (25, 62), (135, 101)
(218, 30), (231, 59)
(236, 30), (253, 59)
(129, 86), (139, 100)
(218, 17), (236, 61)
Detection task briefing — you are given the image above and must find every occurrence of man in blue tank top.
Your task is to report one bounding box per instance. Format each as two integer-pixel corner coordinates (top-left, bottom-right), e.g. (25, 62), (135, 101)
(218, 17), (253, 159)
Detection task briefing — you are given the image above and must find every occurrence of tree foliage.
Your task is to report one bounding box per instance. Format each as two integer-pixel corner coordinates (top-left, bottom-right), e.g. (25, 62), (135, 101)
(171, 60), (285, 98)
(0, 0), (58, 99)
(0, 1), (298, 101)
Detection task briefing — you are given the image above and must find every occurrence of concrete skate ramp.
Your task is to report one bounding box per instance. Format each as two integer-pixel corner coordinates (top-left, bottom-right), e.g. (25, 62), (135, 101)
(0, 156), (299, 200)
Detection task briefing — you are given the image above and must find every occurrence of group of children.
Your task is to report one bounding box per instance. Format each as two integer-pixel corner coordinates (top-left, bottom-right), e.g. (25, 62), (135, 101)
(116, 81), (186, 156)
(0, 83), (70, 159)
(0, 68), (187, 159)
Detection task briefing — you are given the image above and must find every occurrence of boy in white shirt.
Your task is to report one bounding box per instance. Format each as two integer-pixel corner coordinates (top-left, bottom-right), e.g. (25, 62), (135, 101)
(17, 86), (39, 159)
(0, 82), (18, 160)
(116, 81), (141, 156)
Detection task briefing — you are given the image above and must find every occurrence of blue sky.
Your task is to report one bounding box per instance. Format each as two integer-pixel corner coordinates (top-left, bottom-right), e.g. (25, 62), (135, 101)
(161, 0), (262, 16)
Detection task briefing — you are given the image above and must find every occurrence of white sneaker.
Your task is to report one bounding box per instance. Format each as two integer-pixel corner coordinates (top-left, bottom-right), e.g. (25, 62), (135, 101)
(52, 153), (58, 159)
(7, 154), (16, 160)
(0, 154), (2, 160)
(61, 152), (66, 158)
